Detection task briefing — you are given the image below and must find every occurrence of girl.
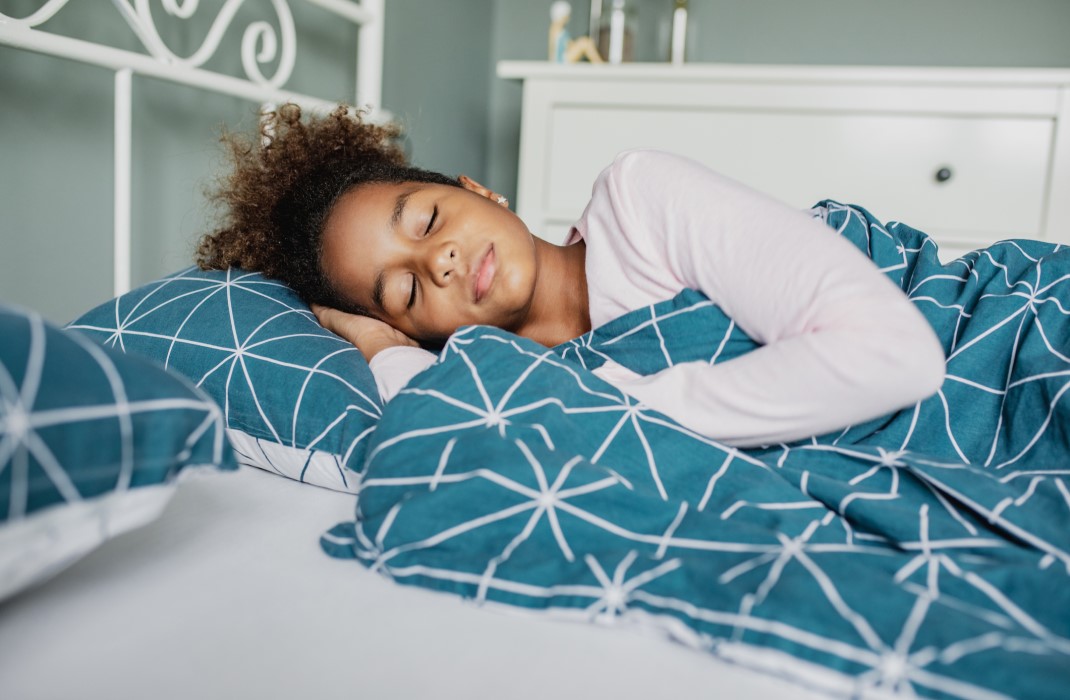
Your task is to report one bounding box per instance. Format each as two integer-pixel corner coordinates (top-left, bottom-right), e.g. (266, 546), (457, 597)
(198, 104), (945, 447)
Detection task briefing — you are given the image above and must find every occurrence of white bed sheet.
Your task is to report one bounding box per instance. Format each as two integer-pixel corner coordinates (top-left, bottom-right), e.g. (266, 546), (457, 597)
(0, 465), (829, 700)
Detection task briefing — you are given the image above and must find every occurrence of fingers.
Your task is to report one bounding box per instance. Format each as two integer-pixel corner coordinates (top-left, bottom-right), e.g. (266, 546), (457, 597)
(310, 304), (354, 324)
(310, 303), (333, 326)
(310, 304), (354, 337)
(308, 303), (420, 355)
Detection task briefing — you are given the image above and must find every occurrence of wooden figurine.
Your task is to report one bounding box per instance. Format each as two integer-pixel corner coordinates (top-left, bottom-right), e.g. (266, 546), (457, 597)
(549, 1), (603, 64)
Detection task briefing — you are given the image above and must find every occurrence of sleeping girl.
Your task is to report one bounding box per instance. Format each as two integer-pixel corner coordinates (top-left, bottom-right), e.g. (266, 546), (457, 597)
(197, 104), (946, 447)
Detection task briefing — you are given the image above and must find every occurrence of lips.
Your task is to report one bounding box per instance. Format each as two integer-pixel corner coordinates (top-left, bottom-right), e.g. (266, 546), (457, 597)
(473, 244), (496, 303)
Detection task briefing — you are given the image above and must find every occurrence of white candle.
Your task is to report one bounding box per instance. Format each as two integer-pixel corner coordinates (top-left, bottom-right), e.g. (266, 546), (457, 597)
(670, 4), (688, 65)
(608, 0), (625, 64)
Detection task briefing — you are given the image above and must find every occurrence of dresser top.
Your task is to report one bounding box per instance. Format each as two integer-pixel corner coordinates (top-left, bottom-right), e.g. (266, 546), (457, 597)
(497, 60), (1070, 87)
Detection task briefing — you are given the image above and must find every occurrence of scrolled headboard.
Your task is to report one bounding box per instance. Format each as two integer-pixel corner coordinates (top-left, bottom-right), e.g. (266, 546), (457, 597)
(0, 0), (385, 297)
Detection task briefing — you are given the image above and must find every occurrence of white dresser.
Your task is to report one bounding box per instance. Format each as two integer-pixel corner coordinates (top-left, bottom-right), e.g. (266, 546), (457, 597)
(498, 61), (1070, 260)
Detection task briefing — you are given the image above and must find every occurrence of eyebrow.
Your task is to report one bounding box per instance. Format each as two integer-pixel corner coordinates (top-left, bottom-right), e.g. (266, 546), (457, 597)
(390, 189), (413, 231)
(372, 190), (415, 312)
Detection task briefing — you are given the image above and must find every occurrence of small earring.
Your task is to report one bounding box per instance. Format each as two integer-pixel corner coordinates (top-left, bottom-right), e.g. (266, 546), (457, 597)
(496, 195), (508, 206)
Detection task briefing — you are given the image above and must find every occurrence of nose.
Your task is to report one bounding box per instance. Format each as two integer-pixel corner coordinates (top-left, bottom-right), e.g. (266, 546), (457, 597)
(425, 240), (459, 286)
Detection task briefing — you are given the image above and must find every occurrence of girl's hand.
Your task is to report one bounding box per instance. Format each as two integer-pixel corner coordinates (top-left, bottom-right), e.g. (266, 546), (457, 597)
(311, 304), (419, 363)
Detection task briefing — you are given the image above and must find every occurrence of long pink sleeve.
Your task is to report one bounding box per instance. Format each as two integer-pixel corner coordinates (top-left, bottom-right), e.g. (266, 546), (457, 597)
(569, 149), (945, 446)
(369, 345), (438, 402)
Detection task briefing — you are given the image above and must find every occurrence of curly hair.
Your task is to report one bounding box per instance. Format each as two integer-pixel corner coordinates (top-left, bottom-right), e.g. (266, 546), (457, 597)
(197, 103), (460, 314)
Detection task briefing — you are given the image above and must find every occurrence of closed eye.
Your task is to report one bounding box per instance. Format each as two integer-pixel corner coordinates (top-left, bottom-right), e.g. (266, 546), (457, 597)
(425, 205), (438, 235)
(407, 206), (437, 310)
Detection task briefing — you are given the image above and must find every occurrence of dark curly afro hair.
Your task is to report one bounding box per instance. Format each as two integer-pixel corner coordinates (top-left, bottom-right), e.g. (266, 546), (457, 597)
(197, 103), (460, 314)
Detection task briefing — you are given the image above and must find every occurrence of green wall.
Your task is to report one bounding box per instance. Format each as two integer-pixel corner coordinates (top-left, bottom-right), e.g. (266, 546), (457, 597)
(3, 0), (1069, 323)
(384, 0), (493, 178)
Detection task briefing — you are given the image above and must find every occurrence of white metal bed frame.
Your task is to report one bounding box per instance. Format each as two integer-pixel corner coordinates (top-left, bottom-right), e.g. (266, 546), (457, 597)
(0, 0), (384, 297)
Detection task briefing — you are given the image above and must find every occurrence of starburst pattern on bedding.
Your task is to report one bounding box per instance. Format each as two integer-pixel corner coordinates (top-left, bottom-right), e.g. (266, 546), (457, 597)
(68, 267), (382, 492)
(0, 305), (232, 518)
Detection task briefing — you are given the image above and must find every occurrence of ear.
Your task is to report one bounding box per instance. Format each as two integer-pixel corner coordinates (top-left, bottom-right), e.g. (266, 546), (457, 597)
(459, 175), (509, 208)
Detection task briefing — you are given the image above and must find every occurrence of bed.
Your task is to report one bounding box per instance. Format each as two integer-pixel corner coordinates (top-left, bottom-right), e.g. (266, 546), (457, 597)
(2, 4), (1068, 700)
(0, 4), (827, 699)
(3, 464), (831, 700)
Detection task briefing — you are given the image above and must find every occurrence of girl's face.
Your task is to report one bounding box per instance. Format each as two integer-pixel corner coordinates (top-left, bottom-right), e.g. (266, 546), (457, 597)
(320, 181), (538, 343)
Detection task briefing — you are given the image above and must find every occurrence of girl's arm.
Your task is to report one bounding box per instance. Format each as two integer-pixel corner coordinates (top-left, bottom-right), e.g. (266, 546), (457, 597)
(368, 346), (439, 402)
(312, 305), (436, 402)
(582, 150), (945, 447)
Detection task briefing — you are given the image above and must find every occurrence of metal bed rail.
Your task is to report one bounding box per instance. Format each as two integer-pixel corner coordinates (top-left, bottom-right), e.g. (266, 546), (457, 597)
(0, 0), (385, 296)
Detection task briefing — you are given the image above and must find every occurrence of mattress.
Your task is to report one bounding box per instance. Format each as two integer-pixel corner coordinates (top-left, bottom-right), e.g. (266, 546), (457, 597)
(0, 465), (824, 700)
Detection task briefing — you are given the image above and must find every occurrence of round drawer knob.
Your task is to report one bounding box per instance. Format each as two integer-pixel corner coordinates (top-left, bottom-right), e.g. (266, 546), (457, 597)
(935, 167), (953, 183)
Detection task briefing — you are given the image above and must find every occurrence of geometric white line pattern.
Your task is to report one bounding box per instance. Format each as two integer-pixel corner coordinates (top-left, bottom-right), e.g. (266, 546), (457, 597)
(322, 202), (1070, 698)
(1, 303), (235, 599)
(68, 267), (381, 492)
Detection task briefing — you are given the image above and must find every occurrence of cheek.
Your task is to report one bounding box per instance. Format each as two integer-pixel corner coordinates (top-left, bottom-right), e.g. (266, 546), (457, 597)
(501, 245), (536, 297)
(416, 295), (466, 338)
(321, 252), (365, 308)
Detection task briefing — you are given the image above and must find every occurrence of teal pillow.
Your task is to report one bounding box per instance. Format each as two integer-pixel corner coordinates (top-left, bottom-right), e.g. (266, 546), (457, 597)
(0, 304), (236, 600)
(68, 267), (382, 493)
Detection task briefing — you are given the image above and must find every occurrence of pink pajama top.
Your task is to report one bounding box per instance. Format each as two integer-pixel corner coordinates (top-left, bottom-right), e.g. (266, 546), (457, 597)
(370, 150), (945, 447)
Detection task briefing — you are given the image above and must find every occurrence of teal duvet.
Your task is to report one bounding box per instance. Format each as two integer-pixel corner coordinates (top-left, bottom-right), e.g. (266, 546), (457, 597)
(322, 202), (1070, 699)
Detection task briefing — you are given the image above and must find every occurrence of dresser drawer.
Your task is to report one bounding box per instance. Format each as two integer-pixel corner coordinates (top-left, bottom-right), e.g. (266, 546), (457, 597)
(545, 107), (1054, 246)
